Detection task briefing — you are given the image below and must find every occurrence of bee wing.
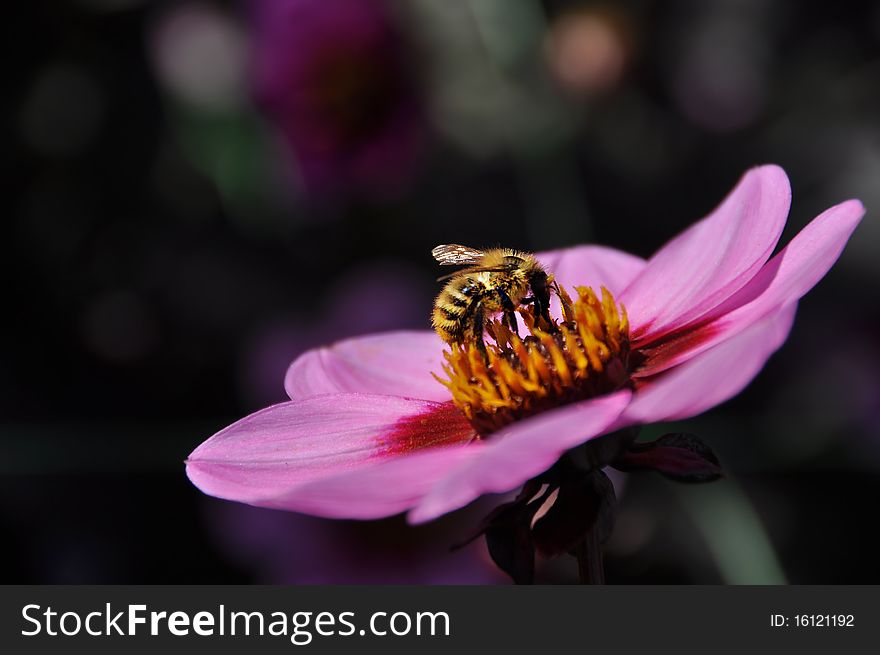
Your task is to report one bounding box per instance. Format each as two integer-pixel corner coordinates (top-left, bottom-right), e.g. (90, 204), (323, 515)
(432, 244), (485, 266)
(435, 265), (507, 282)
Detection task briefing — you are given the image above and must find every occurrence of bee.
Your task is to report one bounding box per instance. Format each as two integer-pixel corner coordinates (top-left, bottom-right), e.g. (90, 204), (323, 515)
(431, 244), (555, 349)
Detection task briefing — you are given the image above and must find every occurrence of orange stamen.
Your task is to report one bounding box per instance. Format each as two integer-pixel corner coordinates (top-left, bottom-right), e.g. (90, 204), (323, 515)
(436, 285), (631, 434)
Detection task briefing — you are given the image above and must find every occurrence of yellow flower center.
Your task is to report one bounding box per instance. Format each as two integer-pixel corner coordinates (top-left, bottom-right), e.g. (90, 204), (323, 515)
(434, 286), (631, 435)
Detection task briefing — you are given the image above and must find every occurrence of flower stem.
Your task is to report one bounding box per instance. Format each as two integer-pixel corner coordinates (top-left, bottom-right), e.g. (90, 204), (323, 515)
(575, 523), (604, 584)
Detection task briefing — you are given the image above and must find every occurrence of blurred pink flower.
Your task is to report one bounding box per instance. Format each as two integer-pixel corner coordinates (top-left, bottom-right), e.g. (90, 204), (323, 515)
(187, 165), (863, 524)
(249, 0), (424, 198)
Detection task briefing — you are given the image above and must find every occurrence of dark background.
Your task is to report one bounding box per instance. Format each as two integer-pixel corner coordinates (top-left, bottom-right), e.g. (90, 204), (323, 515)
(3, 0), (879, 583)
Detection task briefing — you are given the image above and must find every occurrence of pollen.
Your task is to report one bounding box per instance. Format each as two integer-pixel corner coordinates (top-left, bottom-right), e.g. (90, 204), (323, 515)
(434, 286), (631, 435)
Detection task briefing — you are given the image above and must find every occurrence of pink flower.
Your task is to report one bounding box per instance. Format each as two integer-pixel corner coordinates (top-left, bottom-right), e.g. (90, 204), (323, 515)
(186, 165), (863, 525)
(249, 0), (424, 198)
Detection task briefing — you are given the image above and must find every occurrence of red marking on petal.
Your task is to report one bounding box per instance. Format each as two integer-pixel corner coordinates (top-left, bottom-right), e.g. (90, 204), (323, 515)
(633, 320), (723, 378)
(629, 321), (654, 342)
(377, 401), (476, 457)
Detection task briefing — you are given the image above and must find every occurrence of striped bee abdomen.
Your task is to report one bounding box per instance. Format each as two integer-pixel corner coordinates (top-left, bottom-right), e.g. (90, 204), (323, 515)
(432, 279), (481, 344)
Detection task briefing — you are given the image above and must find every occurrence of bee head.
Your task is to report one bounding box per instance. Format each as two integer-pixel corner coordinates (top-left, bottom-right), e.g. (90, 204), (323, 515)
(527, 266), (548, 290)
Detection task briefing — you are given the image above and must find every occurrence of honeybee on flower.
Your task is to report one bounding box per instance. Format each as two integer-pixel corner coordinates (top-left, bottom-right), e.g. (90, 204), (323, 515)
(430, 245), (555, 350)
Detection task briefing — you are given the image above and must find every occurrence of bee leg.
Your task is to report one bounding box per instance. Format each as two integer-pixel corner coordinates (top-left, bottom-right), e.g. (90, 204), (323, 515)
(520, 295), (553, 330)
(469, 305), (489, 361)
(533, 293), (557, 333)
(476, 336), (489, 361)
(506, 310), (519, 336)
(496, 289), (520, 336)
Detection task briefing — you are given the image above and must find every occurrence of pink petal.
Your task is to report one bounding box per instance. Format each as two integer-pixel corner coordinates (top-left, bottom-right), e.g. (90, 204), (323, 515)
(284, 330), (450, 402)
(409, 390), (632, 524)
(621, 165), (791, 342)
(186, 394), (476, 516)
(536, 245), (647, 296)
(268, 445), (483, 519)
(622, 303), (797, 424)
(634, 199), (864, 377)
